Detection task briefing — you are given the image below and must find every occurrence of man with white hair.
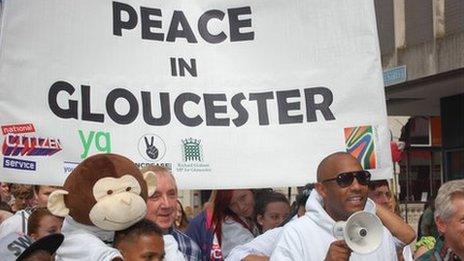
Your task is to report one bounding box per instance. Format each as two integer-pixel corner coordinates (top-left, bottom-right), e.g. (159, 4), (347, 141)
(416, 179), (464, 260)
(142, 165), (201, 261)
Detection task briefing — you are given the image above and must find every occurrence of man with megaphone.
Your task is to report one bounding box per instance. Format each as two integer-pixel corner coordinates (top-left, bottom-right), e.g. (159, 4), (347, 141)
(271, 152), (406, 260)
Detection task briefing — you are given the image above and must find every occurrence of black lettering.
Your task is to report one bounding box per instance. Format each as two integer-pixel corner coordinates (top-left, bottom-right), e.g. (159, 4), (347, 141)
(16, 237), (33, 248)
(166, 11), (197, 43)
(113, 1), (138, 36)
(7, 243), (21, 256)
(81, 85), (104, 123)
(228, 7), (254, 42)
(141, 7), (164, 41)
(304, 87), (335, 122)
(198, 10), (226, 44)
(106, 88), (139, 124)
(7, 236), (33, 257)
(174, 93), (203, 127)
(276, 89), (303, 124)
(48, 81), (78, 119)
(249, 92), (274, 125)
(170, 57), (177, 76)
(231, 93), (248, 127)
(178, 58), (197, 77)
(141, 92), (171, 126)
(204, 94), (229, 126)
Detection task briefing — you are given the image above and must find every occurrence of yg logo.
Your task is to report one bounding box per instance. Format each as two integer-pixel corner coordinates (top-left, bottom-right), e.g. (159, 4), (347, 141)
(79, 130), (111, 159)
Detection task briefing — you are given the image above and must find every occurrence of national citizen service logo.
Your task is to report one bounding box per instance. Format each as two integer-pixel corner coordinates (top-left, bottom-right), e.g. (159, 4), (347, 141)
(137, 134), (166, 162)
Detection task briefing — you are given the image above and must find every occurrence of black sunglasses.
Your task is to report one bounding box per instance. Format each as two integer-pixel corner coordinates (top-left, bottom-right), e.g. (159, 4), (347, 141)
(321, 170), (371, 188)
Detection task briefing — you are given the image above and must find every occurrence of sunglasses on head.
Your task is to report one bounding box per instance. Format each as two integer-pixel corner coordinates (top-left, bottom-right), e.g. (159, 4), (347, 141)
(321, 170), (371, 188)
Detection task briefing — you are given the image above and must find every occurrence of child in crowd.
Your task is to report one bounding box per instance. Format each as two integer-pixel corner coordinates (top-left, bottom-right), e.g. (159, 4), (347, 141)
(0, 183), (13, 205)
(0, 185), (59, 238)
(212, 189), (258, 258)
(114, 219), (165, 261)
(226, 185), (313, 261)
(0, 232), (64, 261)
(27, 207), (63, 240)
(186, 189), (257, 259)
(254, 191), (290, 233)
(9, 184), (34, 213)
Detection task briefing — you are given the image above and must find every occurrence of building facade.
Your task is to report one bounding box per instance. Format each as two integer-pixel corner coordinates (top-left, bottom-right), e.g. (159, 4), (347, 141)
(375, 0), (463, 224)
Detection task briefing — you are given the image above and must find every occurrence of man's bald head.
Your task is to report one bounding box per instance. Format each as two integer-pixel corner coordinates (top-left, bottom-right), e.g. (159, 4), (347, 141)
(315, 151), (367, 221)
(317, 152), (362, 182)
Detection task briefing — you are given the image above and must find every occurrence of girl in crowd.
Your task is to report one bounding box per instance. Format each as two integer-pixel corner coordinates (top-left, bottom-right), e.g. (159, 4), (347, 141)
(175, 199), (190, 232)
(10, 184), (34, 213)
(212, 189), (258, 258)
(27, 207), (63, 240)
(0, 182), (13, 205)
(254, 191), (290, 234)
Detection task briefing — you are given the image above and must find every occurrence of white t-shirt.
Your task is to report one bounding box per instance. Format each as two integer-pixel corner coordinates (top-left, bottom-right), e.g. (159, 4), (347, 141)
(55, 216), (122, 261)
(0, 209), (31, 239)
(221, 219), (255, 258)
(402, 245), (413, 261)
(270, 191), (398, 261)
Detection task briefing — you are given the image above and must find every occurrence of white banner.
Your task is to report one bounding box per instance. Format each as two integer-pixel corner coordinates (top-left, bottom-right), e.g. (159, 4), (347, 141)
(0, 0), (392, 189)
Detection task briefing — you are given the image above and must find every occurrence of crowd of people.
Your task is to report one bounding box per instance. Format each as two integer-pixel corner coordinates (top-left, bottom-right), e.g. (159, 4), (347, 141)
(0, 151), (463, 260)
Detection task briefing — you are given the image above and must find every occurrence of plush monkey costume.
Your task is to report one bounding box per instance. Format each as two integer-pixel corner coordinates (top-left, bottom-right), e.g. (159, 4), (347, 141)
(48, 153), (156, 261)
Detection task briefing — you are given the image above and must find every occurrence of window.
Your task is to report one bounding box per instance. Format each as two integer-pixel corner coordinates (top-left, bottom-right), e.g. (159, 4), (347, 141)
(405, 0), (433, 46)
(445, 0), (464, 35)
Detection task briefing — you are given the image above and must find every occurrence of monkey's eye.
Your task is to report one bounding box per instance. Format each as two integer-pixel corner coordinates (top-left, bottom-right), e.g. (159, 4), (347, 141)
(126, 187), (131, 192)
(107, 190), (113, 195)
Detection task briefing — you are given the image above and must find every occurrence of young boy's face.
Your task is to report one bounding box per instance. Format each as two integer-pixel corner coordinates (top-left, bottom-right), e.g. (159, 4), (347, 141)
(118, 234), (165, 261)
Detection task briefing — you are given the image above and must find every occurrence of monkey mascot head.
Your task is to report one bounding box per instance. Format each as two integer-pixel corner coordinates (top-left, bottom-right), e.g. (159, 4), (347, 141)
(48, 153), (156, 231)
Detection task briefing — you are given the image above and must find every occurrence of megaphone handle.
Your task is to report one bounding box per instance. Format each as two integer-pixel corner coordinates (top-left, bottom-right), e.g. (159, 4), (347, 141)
(332, 221), (346, 240)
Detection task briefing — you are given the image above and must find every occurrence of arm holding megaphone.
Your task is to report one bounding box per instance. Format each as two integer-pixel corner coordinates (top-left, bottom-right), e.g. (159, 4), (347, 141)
(324, 240), (352, 261)
(375, 204), (416, 245)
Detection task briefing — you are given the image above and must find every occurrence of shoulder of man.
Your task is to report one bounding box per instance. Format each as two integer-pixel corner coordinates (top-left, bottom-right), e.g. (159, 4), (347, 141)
(170, 228), (201, 260)
(271, 217), (314, 248)
(171, 227), (194, 242)
(283, 213), (313, 229)
(270, 223), (306, 260)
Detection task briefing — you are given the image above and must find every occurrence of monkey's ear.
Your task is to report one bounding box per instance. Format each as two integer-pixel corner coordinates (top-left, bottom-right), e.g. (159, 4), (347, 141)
(143, 171), (157, 197)
(47, 190), (70, 217)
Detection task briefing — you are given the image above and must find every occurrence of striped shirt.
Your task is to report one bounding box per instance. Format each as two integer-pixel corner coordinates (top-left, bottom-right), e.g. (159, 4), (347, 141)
(169, 227), (202, 261)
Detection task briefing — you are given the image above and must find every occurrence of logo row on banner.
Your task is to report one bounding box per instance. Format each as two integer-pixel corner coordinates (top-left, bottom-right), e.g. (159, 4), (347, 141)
(2, 122), (378, 179)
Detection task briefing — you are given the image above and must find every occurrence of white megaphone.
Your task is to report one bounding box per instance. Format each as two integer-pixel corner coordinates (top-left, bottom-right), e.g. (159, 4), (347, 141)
(332, 211), (383, 254)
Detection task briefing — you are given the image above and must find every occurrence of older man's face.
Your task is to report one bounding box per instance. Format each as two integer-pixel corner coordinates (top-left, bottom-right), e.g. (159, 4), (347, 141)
(145, 173), (177, 231)
(318, 154), (368, 221)
(437, 195), (464, 256)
